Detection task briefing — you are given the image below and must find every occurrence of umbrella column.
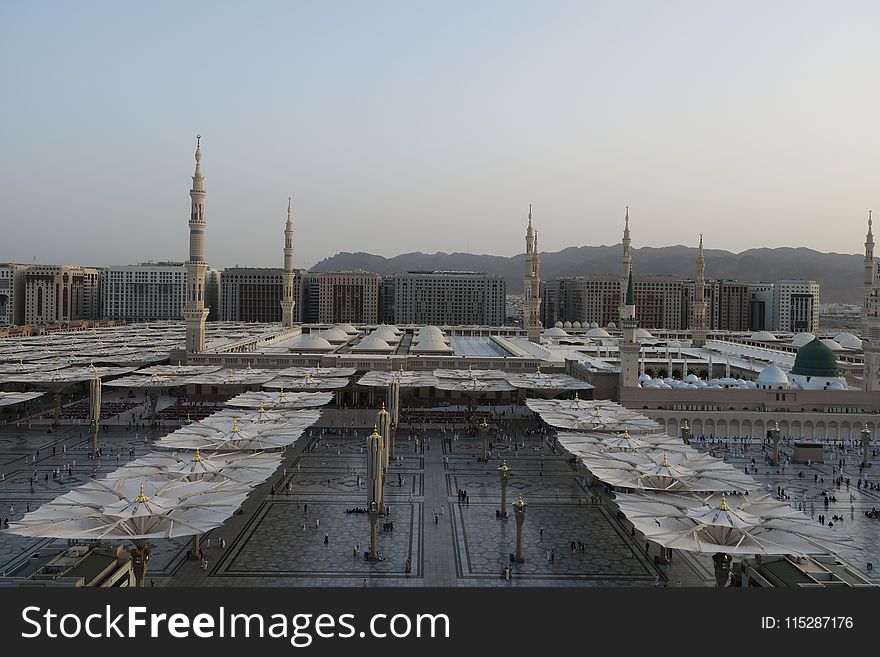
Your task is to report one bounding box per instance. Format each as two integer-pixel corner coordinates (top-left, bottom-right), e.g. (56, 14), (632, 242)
(713, 553), (732, 588)
(512, 494), (527, 562)
(861, 426), (871, 469)
(680, 419), (691, 445)
(378, 404), (392, 484)
(89, 373), (101, 458)
(149, 390), (160, 427)
(498, 461), (511, 518)
(367, 427), (383, 561)
(53, 390), (62, 426)
(480, 418), (490, 461)
(130, 540), (151, 588)
(770, 421), (781, 465)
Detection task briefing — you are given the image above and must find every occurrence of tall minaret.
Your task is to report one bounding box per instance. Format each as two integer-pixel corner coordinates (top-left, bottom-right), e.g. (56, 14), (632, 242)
(862, 210), (880, 391)
(619, 267), (640, 389)
(280, 197), (296, 327)
(619, 207), (633, 324)
(524, 204), (542, 343)
(692, 234), (708, 347)
(184, 135), (209, 354)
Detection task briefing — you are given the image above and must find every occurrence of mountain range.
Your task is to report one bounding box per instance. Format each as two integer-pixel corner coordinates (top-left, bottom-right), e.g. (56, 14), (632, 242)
(311, 245), (865, 305)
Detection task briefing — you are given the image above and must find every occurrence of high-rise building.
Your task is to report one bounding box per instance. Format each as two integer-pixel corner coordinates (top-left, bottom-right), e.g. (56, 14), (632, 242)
(316, 271), (382, 324)
(390, 271), (506, 326)
(0, 264), (28, 325)
(24, 265), (87, 325)
(747, 283), (774, 331)
(184, 135), (209, 353)
(524, 205), (542, 342)
(220, 268), (284, 322)
(862, 211), (880, 391)
(102, 262), (186, 322)
(772, 280), (819, 332)
(205, 267), (221, 321)
(82, 267), (102, 321)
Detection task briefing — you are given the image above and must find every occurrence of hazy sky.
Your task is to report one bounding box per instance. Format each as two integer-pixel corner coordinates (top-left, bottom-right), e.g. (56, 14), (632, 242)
(1, 1), (878, 270)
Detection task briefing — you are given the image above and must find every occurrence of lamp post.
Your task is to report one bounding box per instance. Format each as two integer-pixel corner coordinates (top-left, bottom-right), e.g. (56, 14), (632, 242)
(480, 418), (490, 461)
(366, 427), (382, 561)
(861, 425), (871, 469)
(498, 461), (511, 518)
(89, 372), (101, 458)
(512, 494), (527, 562)
(712, 552), (732, 587)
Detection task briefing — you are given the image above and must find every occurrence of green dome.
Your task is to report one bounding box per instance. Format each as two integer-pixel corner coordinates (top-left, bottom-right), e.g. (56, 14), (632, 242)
(791, 338), (839, 377)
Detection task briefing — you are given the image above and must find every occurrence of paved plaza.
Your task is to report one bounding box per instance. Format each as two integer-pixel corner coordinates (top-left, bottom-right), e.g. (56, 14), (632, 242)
(1, 401), (879, 587)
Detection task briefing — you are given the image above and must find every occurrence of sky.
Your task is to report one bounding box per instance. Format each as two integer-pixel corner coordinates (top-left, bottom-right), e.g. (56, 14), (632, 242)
(1, 0), (878, 270)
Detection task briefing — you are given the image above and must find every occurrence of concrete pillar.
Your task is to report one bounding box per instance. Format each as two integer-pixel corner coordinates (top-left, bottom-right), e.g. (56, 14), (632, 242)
(498, 461), (511, 518)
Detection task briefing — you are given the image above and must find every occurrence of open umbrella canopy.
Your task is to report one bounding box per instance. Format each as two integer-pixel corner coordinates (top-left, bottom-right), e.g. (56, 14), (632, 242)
(526, 398), (662, 434)
(6, 477), (251, 541)
(505, 371), (593, 391)
(578, 449), (757, 493)
(155, 411), (320, 451)
(102, 449), (282, 485)
(0, 390), (45, 407)
(185, 366), (280, 386)
(556, 429), (686, 454)
(263, 375), (350, 391)
(357, 370), (438, 388)
(104, 372), (194, 389)
(0, 365), (137, 386)
(209, 405), (322, 426)
(134, 365), (224, 377)
(433, 367), (509, 380)
(614, 492), (850, 556)
(276, 366), (357, 378)
(226, 390), (334, 410)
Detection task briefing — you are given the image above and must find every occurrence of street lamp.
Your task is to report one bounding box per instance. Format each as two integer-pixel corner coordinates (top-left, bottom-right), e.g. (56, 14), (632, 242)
(366, 427), (382, 561)
(480, 418), (490, 461)
(770, 421), (781, 465)
(498, 461), (511, 518)
(861, 425), (872, 469)
(512, 494), (527, 563)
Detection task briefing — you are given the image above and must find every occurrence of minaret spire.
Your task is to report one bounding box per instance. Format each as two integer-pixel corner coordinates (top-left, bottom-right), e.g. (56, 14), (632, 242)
(524, 204), (542, 343)
(862, 210), (880, 391)
(619, 206), (633, 325)
(692, 233), (708, 347)
(281, 197), (296, 327)
(619, 264), (640, 390)
(184, 134), (209, 355)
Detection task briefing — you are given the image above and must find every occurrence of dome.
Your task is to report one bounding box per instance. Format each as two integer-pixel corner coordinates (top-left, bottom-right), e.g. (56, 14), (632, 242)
(606, 322), (616, 329)
(318, 327), (350, 343)
(543, 327), (569, 337)
(790, 332), (816, 348)
(756, 364), (790, 389)
(685, 373), (700, 383)
(833, 332), (862, 349)
(411, 338), (454, 353)
(828, 381), (846, 390)
(571, 321), (582, 329)
(667, 340), (682, 348)
(288, 334), (334, 352)
(585, 327), (610, 338)
(590, 322), (599, 329)
(351, 335), (393, 352)
(371, 326), (400, 343)
(638, 372), (653, 383)
(563, 321), (572, 329)
(750, 331), (777, 341)
(335, 323), (359, 335)
(820, 338), (844, 351)
(791, 338), (839, 377)
(636, 328), (654, 339)
(554, 321), (564, 328)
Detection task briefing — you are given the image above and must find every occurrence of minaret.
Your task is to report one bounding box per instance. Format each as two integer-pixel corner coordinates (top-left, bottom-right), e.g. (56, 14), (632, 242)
(524, 204), (542, 343)
(619, 267), (640, 389)
(618, 206), (633, 324)
(862, 210), (880, 391)
(692, 234), (708, 347)
(184, 135), (209, 354)
(280, 197), (296, 327)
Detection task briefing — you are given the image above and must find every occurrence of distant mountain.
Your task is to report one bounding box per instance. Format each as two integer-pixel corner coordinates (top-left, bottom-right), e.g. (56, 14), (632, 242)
(311, 245), (866, 304)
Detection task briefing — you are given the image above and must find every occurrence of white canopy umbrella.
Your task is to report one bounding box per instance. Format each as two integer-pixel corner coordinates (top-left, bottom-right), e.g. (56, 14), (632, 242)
(277, 366), (357, 378)
(357, 370), (438, 388)
(526, 398), (662, 434)
(0, 390), (45, 407)
(103, 449), (282, 485)
(263, 375), (350, 391)
(155, 411), (320, 451)
(226, 390), (334, 410)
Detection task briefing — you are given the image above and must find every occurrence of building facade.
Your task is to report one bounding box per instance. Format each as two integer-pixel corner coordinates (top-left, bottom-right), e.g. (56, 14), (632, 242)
(316, 271), (382, 324)
(102, 262), (186, 322)
(772, 280), (819, 332)
(220, 268), (284, 322)
(390, 271), (506, 326)
(24, 265), (87, 325)
(0, 264), (28, 325)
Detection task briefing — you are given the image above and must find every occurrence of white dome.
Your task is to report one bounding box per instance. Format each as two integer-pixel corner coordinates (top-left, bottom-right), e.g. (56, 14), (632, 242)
(411, 338), (454, 353)
(585, 327), (611, 338)
(288, 334), (334, 352)
(790, 332), (816, 348)
(636, 328), (654, 339)
(833, 332), (861, 349)
(820, 338), (844, 351)
(318, 327), (350, 343)
(571, 321), (582, 328)
(563, 321), (573, 328)
(638, 372), (653, 383)
(335, 323), (359, 335)
(685, 373), (700, 383)
(755, 363), (791, 390)
(554, 321), (564, 328)
(667, 340), (682, 348)
(828, 381), (846, 390)
(351, 335), (393, 352)
(590, 322), (599, 329)
(750, 331), (777, 341)
(543, 326), (569, 337)
(371, 326), (400, 344)
(606, 322), (616, 329)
